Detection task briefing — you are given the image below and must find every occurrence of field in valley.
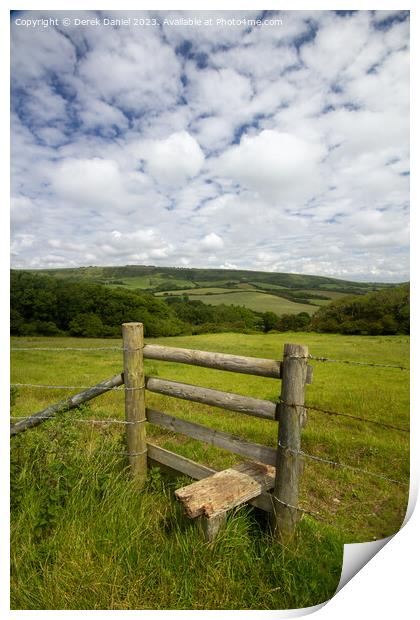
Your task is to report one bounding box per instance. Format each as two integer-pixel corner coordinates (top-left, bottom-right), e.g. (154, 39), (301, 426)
(10, 332), (410, 610)
(185, 290), (319, 314)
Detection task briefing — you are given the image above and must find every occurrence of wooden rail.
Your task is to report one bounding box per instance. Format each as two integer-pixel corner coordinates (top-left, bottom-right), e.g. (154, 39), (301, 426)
(143, 344), (282, 378)
(10, 373), (124, 436)
(145, 376), (276, 420)
(146, 408), (277, 465)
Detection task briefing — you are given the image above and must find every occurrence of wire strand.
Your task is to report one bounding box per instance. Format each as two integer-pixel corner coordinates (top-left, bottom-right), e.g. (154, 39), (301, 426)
(10, 383), (144, 391)
(270, 495), (325, 521)
(10, 347), (142, 352)
(278, 399), (409, 433)
(278, 442), (408, 486)
(10, 415), (143, 425)
(309, 354), (408, 371)
(305, 403), (409, 433)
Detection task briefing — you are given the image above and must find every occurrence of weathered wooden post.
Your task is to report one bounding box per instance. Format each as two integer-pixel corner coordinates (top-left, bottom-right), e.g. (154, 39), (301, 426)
(122, 322), (147, 487)
(271, 343), (309, 541)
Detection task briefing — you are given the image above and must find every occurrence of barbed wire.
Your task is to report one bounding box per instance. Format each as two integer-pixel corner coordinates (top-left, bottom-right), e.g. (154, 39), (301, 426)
(279, 399), (409, 433)
(10, 347), (141, 352)
(305, 403), (409, 433)
(270, 495), (326, 521)
(11, 346), (408, 370)
(10, 414), (143, 425)
(309, 354), (408, 371)
(278, 442), (408, 486)
(10, 383), (144, 391)
(11, 386), (409, 434)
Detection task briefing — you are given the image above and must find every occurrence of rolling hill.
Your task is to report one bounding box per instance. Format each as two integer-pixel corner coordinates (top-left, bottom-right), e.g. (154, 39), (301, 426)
(29, 264), (401, 317)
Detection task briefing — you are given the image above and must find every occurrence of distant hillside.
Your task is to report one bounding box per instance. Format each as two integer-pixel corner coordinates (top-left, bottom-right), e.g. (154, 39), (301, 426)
(10, 268), (409, 338)
(32, 264), (398, 295)
(26, 264), (402, 319)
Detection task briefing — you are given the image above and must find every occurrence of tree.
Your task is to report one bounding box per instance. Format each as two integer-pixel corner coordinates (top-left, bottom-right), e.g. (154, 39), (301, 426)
(310, 285), (409, 335)
(69, 313), (105, 337)
(262, 311), (279, 332)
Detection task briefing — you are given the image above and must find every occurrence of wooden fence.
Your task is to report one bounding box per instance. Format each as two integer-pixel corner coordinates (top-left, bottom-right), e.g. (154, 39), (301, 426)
(11, 321), (313, 542)
(123, 323), (312, 540)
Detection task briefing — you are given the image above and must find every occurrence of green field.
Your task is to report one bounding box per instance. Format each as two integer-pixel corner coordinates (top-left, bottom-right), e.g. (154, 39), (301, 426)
(298, 290), (350, 306)
(189, 291), (318, 315)
(156, 287), (240, 296)
(105, 275), (198, 290)
(10, 333), (409, 609)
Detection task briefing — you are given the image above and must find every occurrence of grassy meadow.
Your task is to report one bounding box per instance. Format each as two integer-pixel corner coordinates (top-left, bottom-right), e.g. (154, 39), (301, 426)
(174, 291), (318, 314)
(10, 332), (409, 610)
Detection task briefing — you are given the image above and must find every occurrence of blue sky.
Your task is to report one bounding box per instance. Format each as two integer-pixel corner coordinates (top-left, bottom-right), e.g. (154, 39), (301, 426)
(10, 9), (409, 281)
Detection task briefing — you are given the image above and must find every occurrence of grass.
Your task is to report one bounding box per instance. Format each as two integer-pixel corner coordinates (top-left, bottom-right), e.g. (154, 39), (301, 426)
(155, 287), (240, 296)
(10, 332), (409, 609)
(105, 275), (197, 290)
(185, 291), (318, 315)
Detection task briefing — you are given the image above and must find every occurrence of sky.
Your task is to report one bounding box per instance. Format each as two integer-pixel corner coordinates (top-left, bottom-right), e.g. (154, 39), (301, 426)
(10, 9), (410, 282)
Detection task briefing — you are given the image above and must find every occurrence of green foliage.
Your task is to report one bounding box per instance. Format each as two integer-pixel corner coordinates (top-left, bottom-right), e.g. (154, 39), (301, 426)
(276, 312), (312, 332)
(69, 313), (105, 337)
(310, 285), (409, 335)
(11, 271), (187, 338)
(168, 298), (264, 333)
(262, 311), (279, 332)
(11, 271), (266, 338)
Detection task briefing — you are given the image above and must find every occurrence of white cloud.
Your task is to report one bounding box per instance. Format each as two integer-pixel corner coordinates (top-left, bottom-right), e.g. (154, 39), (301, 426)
(9, 9), (410, 281)
(50, 157), (127, 208)
(185, 67), (253, 117)
(77, 98), (129, 133)
(216, 130), (326, 202)
(77, 30), (182, 114)
(300, 12), (371, 81)
(200, 232), (224, 251)
(11, 196), (38, 228)
(192, 115), (234, 151)
(141, 131), (205, 185)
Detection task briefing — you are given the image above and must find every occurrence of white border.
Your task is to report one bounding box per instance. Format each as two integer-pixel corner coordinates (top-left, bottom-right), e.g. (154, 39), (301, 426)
(3, 2), (417, 618)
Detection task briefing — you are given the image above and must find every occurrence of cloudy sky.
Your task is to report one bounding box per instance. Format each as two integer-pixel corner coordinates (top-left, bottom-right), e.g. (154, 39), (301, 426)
(10, 9), (409, 281)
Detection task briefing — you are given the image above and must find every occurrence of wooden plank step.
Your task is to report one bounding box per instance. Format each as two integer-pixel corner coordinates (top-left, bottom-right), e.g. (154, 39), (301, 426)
(174, 461), (275, 519)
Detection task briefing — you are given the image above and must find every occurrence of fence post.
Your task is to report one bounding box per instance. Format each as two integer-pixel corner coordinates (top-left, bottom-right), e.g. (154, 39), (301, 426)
(271, 343), (308, 541)
(122, 322), (147, 487)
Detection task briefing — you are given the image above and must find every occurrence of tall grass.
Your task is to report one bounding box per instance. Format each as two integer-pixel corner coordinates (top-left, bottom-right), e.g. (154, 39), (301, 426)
(10, 414), (343, 610)
(10, 332), (409, 609)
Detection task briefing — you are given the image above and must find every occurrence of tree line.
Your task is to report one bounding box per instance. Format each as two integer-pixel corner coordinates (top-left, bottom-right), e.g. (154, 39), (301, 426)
(10, 271), (409, 338)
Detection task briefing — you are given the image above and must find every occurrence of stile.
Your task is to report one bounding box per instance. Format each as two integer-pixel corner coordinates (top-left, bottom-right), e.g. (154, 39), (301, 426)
(175, 461), (275, 541)
(175, 461), (275, 519)
(146, 442), (274, 513)
(10, 323), (311, 543)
